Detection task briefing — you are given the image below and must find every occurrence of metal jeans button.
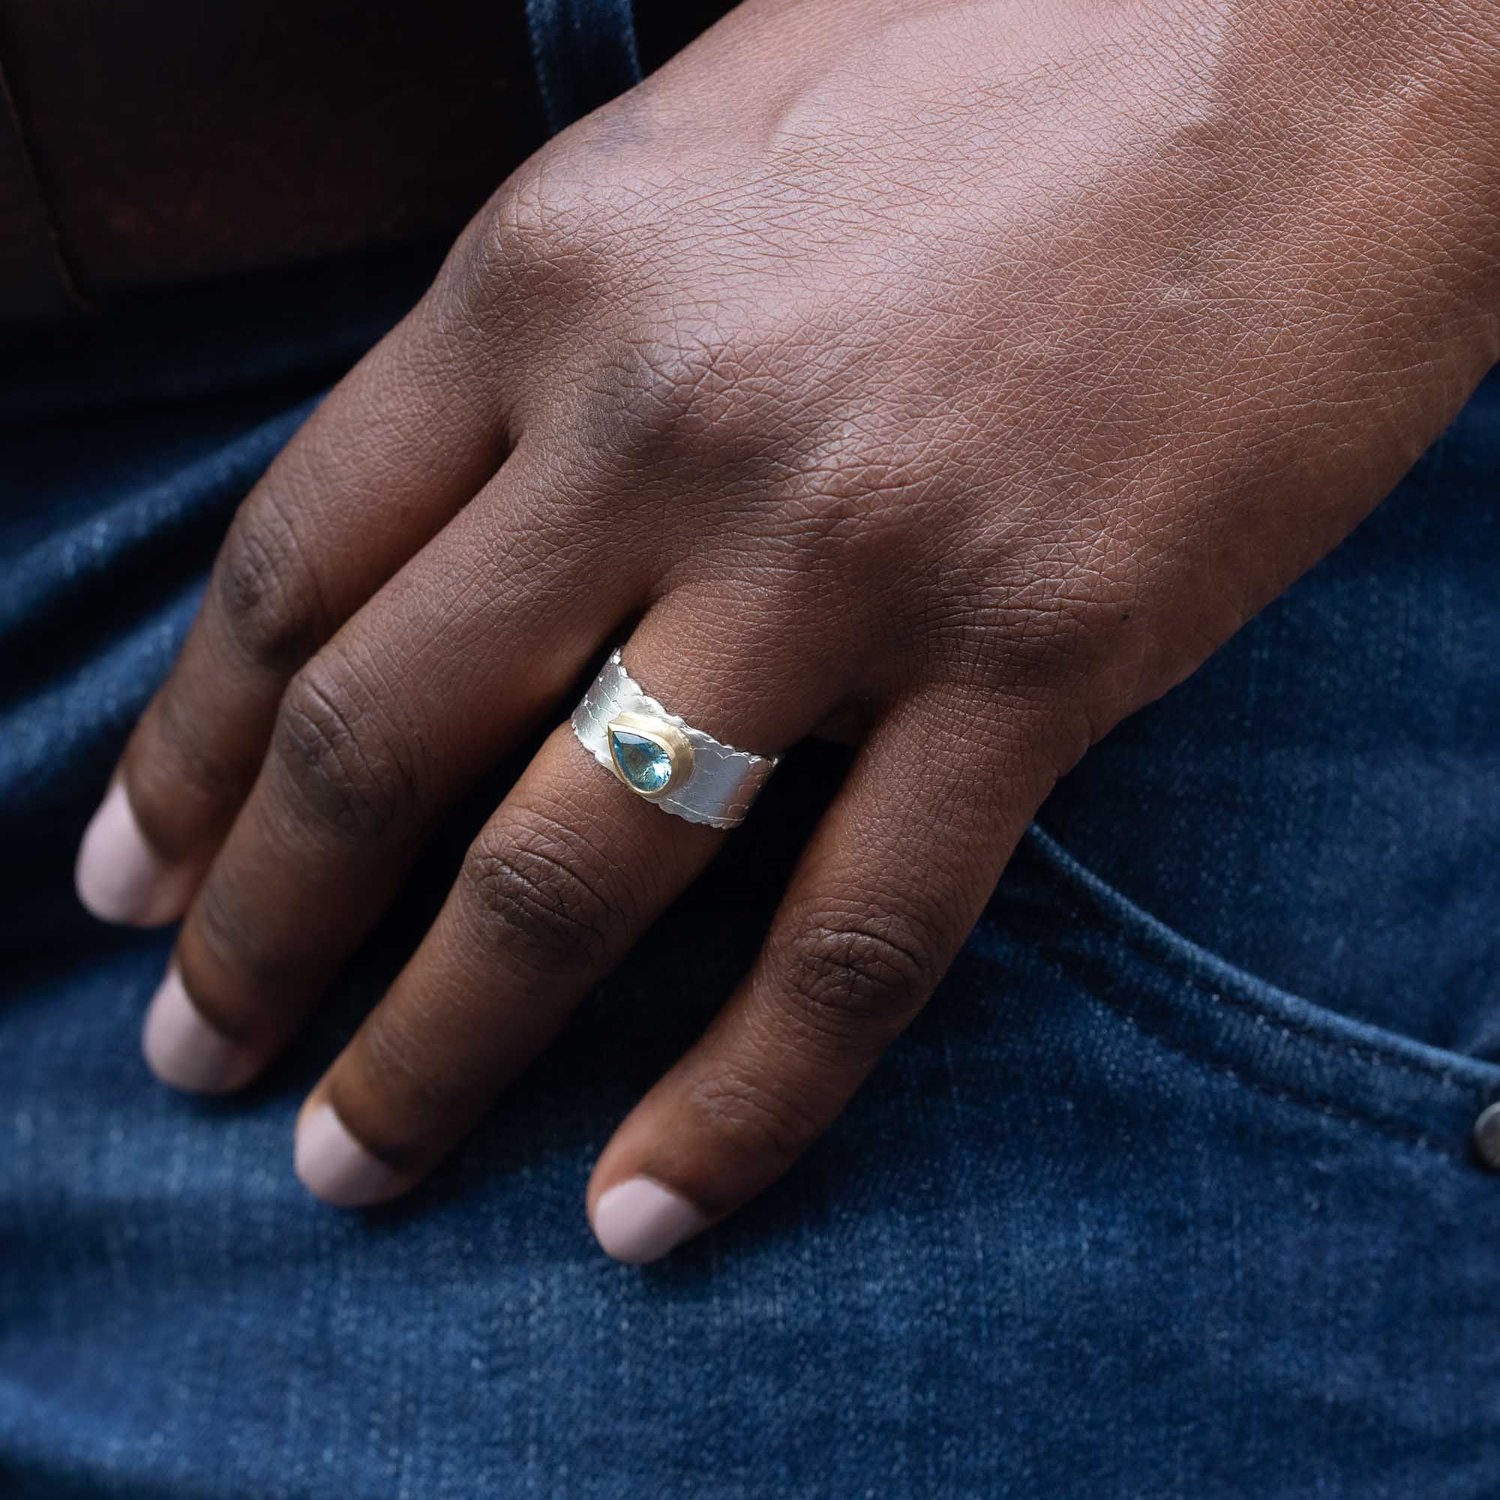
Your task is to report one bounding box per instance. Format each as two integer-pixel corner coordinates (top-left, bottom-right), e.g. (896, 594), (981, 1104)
(1473, 1102), (1500, 1171)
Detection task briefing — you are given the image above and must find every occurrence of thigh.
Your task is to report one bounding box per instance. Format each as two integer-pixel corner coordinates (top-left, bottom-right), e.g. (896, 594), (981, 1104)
(3, 182), (1497, 1500)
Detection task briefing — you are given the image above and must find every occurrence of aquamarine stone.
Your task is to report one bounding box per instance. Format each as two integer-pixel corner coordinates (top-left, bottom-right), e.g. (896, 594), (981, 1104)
(609, 727), (674, 794)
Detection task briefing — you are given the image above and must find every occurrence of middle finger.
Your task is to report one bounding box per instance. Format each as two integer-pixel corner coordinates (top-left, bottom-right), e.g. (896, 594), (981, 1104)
(292, 601), (840, 1205)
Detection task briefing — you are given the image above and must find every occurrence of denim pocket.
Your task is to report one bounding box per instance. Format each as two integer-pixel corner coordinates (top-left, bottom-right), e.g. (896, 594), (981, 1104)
(977, 825), (1500, 1168)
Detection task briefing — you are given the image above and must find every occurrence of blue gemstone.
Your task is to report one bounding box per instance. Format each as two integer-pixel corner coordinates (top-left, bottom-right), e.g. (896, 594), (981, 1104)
(609, 728), (673, 794)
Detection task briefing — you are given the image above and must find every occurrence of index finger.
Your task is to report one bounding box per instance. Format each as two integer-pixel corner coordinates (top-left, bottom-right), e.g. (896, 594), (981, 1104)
(75, 278), (513, 927)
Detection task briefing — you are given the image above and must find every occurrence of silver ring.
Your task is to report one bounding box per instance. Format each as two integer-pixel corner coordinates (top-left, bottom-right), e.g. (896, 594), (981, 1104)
(570, 649), (779, 828)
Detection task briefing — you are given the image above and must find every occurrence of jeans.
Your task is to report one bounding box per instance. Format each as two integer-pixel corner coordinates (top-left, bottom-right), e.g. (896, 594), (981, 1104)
(525, 0), (641, 135)
(4, 66), (1500, 1500)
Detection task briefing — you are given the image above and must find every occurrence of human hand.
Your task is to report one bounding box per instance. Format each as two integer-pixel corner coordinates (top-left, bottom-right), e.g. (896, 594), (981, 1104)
(76, 0), (1499, 1260)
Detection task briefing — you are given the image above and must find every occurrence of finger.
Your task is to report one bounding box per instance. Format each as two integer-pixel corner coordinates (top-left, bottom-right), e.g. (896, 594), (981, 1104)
(141, 444), (636, 1094)
(291, 606), (846, 1209)
(75, 282), (512, 927)
(584, 693), (1059, 1263)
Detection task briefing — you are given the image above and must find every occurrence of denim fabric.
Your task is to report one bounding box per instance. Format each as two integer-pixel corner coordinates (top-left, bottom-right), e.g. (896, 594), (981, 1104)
(526, 0), (641, 135)
(3, 251), (1500, 1497)
(1039, 386), (1500, 1062)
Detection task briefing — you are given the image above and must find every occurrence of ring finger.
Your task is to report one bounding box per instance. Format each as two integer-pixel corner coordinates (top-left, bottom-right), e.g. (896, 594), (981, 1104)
(290, 603), (848, 1206)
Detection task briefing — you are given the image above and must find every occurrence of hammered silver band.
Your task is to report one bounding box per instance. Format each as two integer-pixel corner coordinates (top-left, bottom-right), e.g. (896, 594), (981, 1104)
(570, 650), (778, 828)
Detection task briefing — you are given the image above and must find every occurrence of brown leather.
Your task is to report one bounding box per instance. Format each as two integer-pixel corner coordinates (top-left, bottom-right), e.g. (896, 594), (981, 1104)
(0, 0), (549, 318)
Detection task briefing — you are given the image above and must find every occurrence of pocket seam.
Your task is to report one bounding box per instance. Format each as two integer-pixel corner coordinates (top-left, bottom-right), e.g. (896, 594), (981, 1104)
(1038, 918), (1468, 1164)
(992, 827), (1500, 1159)
(1030, 827), (1491, 1096)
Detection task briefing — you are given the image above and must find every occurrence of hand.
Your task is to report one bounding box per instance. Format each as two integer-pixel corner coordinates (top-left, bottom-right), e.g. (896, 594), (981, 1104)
(76, 0), (1499, 1261)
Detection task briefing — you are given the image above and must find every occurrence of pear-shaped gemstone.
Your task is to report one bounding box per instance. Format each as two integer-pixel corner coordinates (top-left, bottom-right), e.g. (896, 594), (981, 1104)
(609, 727), (674, 795)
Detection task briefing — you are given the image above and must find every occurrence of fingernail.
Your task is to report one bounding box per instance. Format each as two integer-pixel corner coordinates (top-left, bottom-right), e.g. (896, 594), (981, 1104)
(295, 1102), (408, 1209)
(75, 783), (189, 926)
(590, 1177), (710, 1264)
(142, 967), (258, 1094)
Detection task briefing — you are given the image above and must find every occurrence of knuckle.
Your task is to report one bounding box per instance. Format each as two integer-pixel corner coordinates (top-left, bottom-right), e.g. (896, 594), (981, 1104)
(187, 880), (292, 1003)
(129, 693), (244, 854)
(950, 540), (1153, 737)
(598, 323), (931, 596)
(625, 327), (752, 436)
(472, 148), (644, 314)
(486, 163), (583, 262)
(772, 431), (932, 579)
(685, 1066), (823, 1167)
(778, 904), (937, 1037)
(358, 1009), (476, 1131)
(598, 320), (795, 481)
(213, 491), (328, 673)
(457, 814), (622, 973)
(270, 657), (420, 842)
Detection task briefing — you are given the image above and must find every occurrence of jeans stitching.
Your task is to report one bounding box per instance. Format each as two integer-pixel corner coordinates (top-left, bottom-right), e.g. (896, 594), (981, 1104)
(1035, 929), (1470, 1163)
(1028, 829), (1483, 1094)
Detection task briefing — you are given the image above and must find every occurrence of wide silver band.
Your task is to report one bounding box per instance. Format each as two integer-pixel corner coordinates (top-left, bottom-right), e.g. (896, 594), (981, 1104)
(570, 650), (778, 828)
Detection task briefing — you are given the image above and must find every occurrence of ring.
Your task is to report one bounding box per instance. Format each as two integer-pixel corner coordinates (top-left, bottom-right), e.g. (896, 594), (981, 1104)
(570, 649), (779, 828)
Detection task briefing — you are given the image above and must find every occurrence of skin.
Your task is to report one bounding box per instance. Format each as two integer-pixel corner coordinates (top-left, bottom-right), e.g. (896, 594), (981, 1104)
(77, 0), (1500, 1260)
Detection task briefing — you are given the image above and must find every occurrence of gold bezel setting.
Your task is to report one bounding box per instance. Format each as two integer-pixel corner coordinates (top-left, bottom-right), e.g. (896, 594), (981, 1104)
(572, 649), (778, 828)
(605, 712), (694, 801)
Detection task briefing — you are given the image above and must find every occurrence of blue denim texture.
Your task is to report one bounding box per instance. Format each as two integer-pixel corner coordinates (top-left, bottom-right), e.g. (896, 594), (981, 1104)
(2, 249), (1499, 1498)
(526, 0), (641, 134)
